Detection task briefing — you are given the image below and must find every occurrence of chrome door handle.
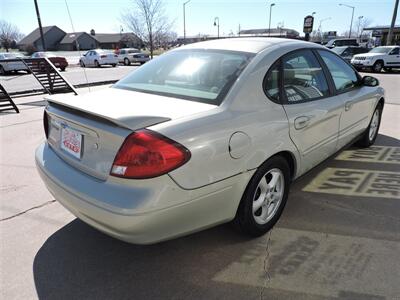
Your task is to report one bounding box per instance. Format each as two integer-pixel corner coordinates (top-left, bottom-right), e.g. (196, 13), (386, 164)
(294, 116), (311, 130)
(345, 101), (354, 111)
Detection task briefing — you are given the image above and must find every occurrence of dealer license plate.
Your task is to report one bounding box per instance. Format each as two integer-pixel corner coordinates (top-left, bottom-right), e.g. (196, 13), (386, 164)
(61, 125), (82, 159)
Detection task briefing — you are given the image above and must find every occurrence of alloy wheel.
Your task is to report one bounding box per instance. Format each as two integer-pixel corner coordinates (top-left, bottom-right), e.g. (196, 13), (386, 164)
(252, 168), (284, 225)
(369, 109), (380, 141)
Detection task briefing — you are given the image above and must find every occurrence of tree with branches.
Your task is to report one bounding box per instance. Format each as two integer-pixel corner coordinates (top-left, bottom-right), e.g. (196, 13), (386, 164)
(0, 20), (23, 52)
(122, 0), (174, 58)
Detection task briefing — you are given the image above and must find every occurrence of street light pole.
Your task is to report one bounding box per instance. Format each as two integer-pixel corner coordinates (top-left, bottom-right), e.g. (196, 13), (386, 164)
(183, 0), (191, 43)
(339, 3), (355, 38)
(268, 3), (275, 37)
(357, 16), (363, 42)
(214, 17), (220, 38)
(318, 17), (331, 43)
(33, 0), (46, 51)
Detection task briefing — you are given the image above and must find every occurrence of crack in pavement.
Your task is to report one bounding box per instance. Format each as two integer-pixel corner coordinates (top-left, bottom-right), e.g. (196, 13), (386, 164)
(0, 200), (56, 222)
(260, 229), (273, 300)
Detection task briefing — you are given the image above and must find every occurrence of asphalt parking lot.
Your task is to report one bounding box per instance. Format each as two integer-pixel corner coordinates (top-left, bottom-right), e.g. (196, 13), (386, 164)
(0, 71), (399, 299)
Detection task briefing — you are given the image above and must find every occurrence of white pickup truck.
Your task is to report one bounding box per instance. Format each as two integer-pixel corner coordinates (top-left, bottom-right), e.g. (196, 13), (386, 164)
(351, 46), (400, 73)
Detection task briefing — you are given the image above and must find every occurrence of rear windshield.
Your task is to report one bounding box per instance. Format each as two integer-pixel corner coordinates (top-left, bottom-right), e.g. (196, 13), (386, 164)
(114, 49), (254, 105)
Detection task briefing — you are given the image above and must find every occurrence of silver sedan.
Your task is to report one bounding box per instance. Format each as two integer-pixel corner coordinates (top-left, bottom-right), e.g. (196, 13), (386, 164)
(36, 38), (384, 244)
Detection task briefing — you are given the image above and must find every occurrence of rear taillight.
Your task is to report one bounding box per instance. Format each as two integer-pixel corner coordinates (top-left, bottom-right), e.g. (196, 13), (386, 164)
(110, 129), (191, 179)
(43, 111), (49, 139)
(100, 55), (107, 58)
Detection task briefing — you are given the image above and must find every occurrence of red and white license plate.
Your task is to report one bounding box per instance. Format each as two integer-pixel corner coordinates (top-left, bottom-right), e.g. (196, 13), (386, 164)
(61, 125), (82, 159)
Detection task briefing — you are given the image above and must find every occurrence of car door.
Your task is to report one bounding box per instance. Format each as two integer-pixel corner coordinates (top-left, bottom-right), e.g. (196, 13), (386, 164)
(387, 47), (400, 67)
(278, 49), (342, 173)
(317, 49), (375, 148)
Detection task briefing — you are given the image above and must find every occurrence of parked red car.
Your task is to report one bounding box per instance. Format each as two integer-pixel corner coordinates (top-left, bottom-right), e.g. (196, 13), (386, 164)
(31, 52), (69, 71)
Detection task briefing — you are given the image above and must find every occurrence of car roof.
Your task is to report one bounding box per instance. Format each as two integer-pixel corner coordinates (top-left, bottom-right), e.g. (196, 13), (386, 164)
(177, 37), (320, 54)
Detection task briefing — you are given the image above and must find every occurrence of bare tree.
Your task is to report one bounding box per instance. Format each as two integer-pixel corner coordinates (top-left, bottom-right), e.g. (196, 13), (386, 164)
(0, 20), (23, 52)
(122, 0), (174, 58)
(341, 17), (373, 38)
(355, 17), (372, 39)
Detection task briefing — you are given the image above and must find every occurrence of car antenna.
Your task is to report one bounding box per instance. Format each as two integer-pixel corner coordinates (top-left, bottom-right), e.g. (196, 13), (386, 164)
(64, 0), (91, 93)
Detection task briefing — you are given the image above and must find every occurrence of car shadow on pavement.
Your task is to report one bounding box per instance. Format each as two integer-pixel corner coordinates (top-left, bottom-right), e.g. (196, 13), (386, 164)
(32, 220), (276, 300)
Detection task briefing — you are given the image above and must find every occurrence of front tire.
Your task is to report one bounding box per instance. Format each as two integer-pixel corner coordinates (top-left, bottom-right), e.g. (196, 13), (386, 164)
(233, 156), (291, 237)
(358, 104), (382, 147)
(372, 60), (383, 73)
(124, 58), (130, 66)
(80, 60), (85, 67)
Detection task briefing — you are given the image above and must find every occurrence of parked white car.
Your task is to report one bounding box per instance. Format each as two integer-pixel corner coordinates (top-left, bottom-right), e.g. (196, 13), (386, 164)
(351, 46), (400, 72)
(79, 49), (119, 68)
(36, 38), (384, 244)
(0, 53), (29, 75)
(117, 48), (150, 65)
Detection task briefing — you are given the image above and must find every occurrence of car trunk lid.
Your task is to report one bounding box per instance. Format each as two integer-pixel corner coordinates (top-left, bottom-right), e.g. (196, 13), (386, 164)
(45, 87), (216, 180)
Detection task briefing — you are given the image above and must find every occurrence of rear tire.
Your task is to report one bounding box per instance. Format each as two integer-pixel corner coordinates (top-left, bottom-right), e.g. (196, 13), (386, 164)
(112, 64), (116, 67)
(383, 67), (392, 73)
(0, 65), (6, 75)
(358, 104), (382, 147)
(233, 156), (291, 237)
(60, 67), (66, 72)
(94, 60), (100, 68)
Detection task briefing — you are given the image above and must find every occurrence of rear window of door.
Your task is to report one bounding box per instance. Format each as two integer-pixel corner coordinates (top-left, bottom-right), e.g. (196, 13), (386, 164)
(282, 49), (330, 103)
(317, 50), (359, 93)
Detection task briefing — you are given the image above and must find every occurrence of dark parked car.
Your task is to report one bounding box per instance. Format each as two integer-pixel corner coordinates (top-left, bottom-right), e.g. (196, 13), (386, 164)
(31, 52), (69, 71)
(331, 46), (370, 63)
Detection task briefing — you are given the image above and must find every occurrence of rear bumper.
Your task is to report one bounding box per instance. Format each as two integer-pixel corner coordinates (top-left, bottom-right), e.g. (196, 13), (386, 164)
(35, 142), (252, 244)
(98, 58), (118, 65)
(131, 56), (150, 63)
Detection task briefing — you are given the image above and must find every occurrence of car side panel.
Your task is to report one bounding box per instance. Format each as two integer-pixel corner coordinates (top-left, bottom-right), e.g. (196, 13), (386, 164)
(282, 96), (342, 174)
(337, 87), (380, 148)
(150, 52), (300, 190)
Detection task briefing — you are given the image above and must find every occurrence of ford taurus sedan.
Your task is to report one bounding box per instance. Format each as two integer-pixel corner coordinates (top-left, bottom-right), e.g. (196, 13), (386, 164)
(36, 38), (384, 244)
(80, 49), (119, 68)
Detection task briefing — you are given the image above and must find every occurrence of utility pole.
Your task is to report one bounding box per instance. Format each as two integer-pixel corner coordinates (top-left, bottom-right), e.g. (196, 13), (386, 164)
(34, 0), (46, 51)
(387, 0), (399, 45)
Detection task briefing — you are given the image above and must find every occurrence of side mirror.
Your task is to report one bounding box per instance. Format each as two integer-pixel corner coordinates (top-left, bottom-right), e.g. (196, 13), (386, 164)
(361, 75), (379, 87)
